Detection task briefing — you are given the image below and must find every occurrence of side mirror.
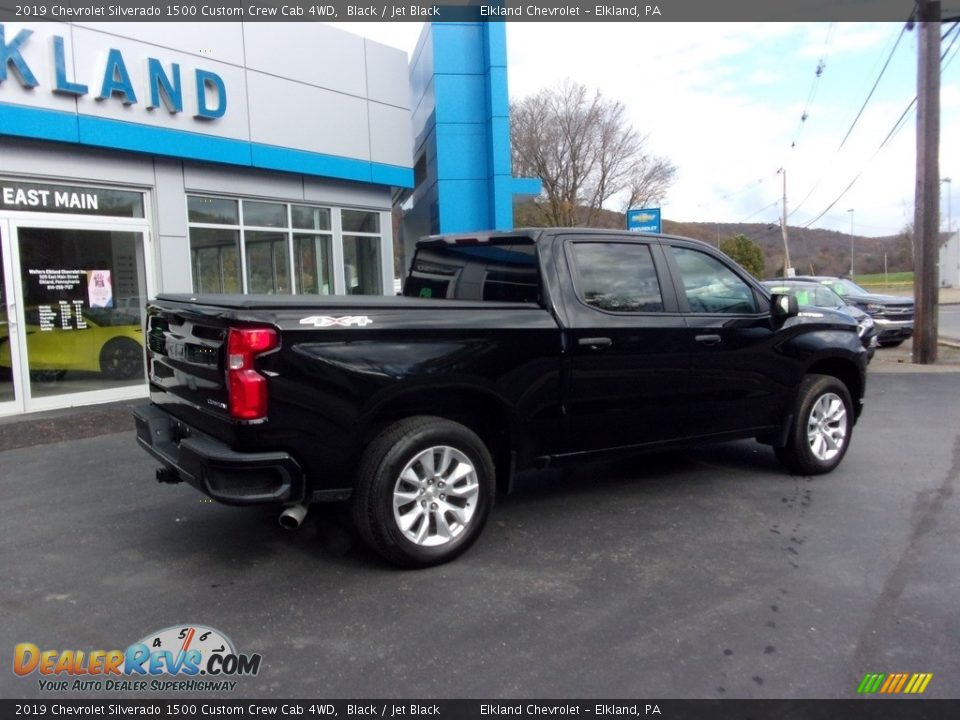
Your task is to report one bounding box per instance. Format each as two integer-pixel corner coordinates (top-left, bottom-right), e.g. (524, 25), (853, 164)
(771, 293), (799, 318)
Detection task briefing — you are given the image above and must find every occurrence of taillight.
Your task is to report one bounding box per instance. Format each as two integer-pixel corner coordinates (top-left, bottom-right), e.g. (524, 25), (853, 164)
(226, 327), (278, 420)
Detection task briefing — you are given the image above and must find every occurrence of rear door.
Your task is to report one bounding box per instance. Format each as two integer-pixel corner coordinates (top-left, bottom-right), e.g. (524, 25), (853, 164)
(557, 235), (689, 453)
(664, 242), (784, 437)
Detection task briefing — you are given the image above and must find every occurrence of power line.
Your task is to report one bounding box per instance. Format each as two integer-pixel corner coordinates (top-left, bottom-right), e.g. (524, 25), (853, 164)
(878, 97), (916, 149)
(879, 21), (959, 149)
(942, 20), (960, 68)
(738, 199), (780, 223)
(788, 23), (910, 219)
(797, 21), (959, 230)
(791, 23), (835, 150)
(717, 177), (769, 204)
(745, 18), (940, 230)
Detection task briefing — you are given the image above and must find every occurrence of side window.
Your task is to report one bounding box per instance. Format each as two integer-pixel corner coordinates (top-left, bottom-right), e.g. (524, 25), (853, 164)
(570, 242), (664, 313)
(671, 247), (758, 314)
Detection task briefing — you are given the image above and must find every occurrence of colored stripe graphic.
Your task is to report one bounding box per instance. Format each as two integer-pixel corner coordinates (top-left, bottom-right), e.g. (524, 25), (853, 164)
(903, 674), (920, 693)
(906, 673), (933, 694)
(893, 674), (909, 693)
(879, 674), (896, 693)
(857, 673), (885, 693)
(857, 672), (932, 694)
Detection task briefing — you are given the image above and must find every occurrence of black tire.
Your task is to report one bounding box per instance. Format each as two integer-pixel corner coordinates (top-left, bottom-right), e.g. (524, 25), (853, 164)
(352, 416), (496, 568)
(99, 337), (143, 379)
(775, 374), (854, 475)
(878, 339), (905, 348)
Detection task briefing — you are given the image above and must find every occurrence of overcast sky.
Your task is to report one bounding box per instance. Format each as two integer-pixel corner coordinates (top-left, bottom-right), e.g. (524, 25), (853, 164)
(330, 21), (959, 238)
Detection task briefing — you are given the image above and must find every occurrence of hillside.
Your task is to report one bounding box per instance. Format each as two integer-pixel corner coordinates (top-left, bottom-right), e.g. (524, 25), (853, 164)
(663, 221), (912, 278)
(513, 203), (912, 278)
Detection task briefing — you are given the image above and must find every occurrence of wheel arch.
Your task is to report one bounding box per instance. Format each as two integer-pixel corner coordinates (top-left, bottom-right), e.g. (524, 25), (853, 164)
(805, 357), (863, 421)
(361, 386), (516, 494)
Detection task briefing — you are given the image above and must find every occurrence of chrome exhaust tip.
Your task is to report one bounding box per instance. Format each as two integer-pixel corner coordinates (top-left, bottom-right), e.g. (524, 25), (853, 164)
(278, 504), (308, 530)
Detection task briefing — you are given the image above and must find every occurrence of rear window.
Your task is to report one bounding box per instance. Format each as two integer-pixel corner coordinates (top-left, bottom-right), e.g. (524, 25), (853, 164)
(404, 241), (540, 303)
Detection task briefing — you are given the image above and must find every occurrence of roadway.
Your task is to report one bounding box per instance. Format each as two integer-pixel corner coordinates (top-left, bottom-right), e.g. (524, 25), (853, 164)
(2, 372), (958, 700)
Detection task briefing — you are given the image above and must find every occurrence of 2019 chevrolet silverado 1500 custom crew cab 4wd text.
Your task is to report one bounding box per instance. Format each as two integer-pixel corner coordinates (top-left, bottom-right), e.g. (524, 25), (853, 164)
(134, 229), (867, 567)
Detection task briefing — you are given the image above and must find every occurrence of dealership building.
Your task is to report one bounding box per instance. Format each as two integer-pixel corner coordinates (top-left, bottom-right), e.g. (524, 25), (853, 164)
(0, 20), (537, 417)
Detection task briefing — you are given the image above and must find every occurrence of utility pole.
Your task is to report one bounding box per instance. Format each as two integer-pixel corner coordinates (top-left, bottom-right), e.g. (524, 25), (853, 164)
(913, 0), (941, 364)
(777, 168), (792, 276)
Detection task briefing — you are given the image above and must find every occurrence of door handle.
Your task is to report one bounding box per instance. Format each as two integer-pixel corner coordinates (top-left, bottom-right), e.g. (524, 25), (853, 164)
(695, 334), (722, 346)
(578, 336), (612, 349)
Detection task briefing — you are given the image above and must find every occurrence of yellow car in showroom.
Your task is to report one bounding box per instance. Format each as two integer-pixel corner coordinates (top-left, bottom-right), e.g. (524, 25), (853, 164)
(0, 306), (144, 381)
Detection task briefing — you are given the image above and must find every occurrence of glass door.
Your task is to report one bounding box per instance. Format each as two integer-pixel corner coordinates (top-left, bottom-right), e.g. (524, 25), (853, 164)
(8, 220), (151, 412)
(0, 220), (25, 415)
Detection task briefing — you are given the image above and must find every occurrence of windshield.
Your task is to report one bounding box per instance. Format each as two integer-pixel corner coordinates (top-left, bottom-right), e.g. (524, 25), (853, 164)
(764, 282), (845, 309)
(821, 278), (868, 297)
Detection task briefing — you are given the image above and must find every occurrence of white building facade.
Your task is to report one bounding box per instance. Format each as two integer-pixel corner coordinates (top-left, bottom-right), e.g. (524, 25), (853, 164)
(940, 231), (959, 288)
(0, 22), (413, 416)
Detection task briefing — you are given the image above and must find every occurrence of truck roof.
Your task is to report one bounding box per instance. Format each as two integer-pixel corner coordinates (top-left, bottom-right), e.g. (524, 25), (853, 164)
(417, 228), (711, 247)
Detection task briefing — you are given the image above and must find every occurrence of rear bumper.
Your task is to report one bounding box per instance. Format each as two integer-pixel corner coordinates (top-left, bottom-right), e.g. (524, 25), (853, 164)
(133, 403), (305, 505)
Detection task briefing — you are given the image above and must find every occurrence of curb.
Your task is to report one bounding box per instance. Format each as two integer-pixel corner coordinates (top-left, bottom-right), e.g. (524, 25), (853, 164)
(0, 400), (139, 453)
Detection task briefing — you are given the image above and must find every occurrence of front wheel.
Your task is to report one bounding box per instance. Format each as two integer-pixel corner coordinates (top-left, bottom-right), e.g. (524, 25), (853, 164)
(775, 374), (853, 475)
(352, 416), (496, 568)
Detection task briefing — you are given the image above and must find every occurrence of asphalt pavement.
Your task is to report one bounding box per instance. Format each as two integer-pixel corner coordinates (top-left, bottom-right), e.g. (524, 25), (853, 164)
(2, 371), (959, 700)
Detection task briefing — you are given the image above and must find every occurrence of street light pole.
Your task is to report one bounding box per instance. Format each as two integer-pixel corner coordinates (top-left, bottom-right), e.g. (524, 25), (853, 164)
(777, 168), (791, 276)
(946, 177), (957, 288)
(943, 177), (952, 232)
(847, 208), (855, 277)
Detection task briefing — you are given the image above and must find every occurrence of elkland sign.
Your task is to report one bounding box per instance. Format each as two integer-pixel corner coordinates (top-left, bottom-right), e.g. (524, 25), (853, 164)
(0, 24), (227, 119)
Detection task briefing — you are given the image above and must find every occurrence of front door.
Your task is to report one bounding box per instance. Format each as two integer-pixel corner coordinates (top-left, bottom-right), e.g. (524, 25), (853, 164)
(665, 243), (785, 437)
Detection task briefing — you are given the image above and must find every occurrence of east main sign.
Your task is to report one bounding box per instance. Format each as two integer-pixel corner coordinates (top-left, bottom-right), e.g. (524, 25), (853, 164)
(0, 24), (227, 119)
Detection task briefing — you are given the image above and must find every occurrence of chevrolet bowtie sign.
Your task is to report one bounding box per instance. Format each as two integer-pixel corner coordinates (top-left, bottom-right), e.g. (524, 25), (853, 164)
(627, 207), (661, 234)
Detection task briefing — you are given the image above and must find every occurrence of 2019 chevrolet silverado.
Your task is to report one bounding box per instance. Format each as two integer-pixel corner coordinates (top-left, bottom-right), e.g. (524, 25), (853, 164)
(134, 230), (868, 567)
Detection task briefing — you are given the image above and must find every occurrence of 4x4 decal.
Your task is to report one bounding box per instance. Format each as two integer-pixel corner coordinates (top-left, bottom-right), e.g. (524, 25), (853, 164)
(299, 315), (373, 328)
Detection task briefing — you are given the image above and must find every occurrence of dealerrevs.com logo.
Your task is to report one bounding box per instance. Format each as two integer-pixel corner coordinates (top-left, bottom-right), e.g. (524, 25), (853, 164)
(13, 624), (262, 693)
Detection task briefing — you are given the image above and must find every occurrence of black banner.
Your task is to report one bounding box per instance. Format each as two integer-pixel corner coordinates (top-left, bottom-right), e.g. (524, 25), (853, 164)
(2, 700), (960, 719)
(0, 1), (920, 23)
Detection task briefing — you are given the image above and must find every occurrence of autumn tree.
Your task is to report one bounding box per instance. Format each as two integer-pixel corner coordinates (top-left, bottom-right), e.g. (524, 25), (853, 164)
(511, 80), (676, 227)
(720, 234), (765, 278)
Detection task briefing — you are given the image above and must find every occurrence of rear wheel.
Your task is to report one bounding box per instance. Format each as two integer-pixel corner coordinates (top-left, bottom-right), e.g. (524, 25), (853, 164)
(775, 374), (853, 475)
(352, 416), (495, 568)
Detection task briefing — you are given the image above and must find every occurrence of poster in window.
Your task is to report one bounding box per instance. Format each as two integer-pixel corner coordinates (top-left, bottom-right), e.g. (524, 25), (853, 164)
(87, 270), (113, 308)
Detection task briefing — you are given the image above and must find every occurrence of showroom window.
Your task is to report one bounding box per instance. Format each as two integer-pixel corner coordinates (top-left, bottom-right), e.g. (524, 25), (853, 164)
(341, 209), (382, 295)
(292, 205), (333, 295)
(187, 197), (381, 296)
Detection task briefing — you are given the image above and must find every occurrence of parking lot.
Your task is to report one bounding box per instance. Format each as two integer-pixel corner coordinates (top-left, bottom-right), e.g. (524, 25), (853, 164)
(2, 369), (958, 700)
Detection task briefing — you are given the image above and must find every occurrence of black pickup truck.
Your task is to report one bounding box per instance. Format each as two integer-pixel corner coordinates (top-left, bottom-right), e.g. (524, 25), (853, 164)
(134, 229), (867, 567)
